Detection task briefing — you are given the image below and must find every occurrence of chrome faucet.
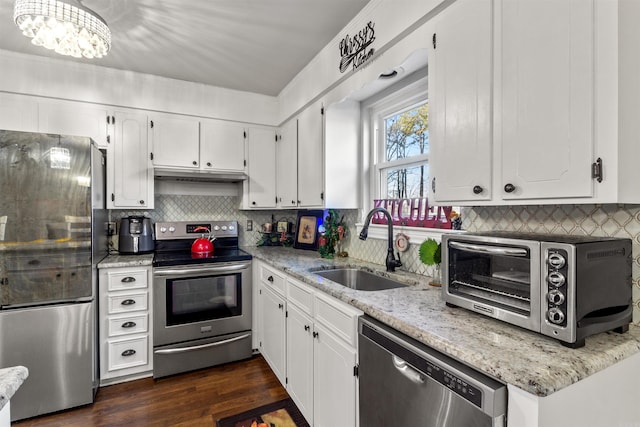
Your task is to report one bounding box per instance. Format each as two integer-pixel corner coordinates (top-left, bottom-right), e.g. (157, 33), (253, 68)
(359, 207), (402, 272)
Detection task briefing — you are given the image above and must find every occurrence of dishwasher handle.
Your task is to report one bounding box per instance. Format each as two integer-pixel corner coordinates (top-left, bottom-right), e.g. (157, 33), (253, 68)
(392, 356), (425, 384)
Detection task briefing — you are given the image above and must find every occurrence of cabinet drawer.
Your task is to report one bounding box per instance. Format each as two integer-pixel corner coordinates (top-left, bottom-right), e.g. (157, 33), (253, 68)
(108, 313), (149, 337)
(287, 277), (314, 315)
(108, 292), (148, 314)
(261, 264), (286, 296)
(107, 336), (149, 372)
(107, 269), (148, 292)
(314, 292), (362, 346)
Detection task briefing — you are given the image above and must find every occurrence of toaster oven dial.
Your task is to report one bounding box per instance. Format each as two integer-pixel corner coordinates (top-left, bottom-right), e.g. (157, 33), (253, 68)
(547, 252), (566, 269)
(547, 271), (566, 287)
(547, 289), (565, 305)
(547, 307), (565, 324)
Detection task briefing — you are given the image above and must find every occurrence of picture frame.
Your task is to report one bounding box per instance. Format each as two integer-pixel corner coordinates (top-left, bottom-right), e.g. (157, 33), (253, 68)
(293, 210), (324, 250)
(276, 221), (290, 233)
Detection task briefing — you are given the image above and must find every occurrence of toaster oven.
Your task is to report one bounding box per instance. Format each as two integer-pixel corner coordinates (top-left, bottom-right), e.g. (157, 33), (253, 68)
(442, 232), (633, 348)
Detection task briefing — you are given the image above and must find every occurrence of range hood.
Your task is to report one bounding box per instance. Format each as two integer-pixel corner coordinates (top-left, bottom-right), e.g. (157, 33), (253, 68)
(153, 167), (248, 183)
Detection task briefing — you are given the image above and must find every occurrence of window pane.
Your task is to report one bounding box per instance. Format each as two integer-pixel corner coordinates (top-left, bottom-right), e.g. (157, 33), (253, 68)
(384, 102), (429, 162)
(382, 163), (429, 199)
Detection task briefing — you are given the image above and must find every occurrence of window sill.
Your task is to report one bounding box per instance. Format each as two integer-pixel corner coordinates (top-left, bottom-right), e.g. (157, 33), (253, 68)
(354, 223), (466, 244)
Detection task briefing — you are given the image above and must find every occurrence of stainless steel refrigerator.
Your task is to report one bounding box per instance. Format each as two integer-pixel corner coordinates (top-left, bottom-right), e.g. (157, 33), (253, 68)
(0, 130), (107, 421)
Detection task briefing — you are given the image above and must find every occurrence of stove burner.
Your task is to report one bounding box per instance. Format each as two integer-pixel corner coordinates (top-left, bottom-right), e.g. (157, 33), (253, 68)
(152, 220), (251, 267)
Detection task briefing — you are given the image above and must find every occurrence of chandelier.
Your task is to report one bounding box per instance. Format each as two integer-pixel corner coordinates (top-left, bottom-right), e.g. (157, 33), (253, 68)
(13, 0), (111, 59)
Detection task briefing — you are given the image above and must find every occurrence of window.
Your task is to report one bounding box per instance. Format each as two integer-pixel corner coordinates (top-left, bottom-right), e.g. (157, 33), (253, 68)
(365, 74), (459, 231)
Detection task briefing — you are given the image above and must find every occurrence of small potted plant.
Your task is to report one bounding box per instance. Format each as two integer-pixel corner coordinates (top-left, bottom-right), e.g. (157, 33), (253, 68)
(419, 238), (442, 287)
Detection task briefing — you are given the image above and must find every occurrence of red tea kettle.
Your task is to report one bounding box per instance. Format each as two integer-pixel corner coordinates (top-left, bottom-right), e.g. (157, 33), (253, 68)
(191, 226), (215, 255)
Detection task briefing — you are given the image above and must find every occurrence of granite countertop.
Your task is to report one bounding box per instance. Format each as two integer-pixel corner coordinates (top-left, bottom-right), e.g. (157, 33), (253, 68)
(245, 246), (640, 397)
(0, 366), (28, 411)
(98, 253), (154, 268)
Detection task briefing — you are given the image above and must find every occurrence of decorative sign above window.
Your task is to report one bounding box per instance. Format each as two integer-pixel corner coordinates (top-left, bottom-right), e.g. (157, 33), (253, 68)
(372, 198), (454, 229)
(339, 21), (376, 73)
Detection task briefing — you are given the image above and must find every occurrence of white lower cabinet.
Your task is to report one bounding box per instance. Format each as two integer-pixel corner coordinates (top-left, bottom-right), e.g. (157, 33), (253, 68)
(256, 261), (361, 427)
(98, 266), (153, 385)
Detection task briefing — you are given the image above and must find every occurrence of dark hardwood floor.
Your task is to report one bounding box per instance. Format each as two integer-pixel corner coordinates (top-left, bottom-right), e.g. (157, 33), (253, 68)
(14, 356), (289, 427)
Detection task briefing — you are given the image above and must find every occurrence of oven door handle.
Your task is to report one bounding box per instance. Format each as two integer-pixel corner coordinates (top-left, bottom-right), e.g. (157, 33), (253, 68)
(154, 333), (251, 355)
(449, 241), (528, 257)
(154, 262), (251, 277)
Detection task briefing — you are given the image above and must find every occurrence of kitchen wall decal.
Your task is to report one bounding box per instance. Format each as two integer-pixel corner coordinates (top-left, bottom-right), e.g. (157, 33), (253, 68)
(372, 197), (454, 229)
(338, 21), (375, 73)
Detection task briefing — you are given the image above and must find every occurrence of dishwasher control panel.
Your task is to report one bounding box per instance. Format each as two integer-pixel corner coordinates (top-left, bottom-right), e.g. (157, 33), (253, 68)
(425, 359), (482, 408)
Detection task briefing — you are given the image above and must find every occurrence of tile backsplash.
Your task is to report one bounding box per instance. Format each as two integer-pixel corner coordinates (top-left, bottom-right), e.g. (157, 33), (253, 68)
(112, 196), (640, 325)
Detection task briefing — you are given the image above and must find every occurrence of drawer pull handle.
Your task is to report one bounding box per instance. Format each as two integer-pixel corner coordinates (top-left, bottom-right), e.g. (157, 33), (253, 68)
(121, 321), (137, 328)
(121, 349), (136, 357)
(267, 275), (274, 282)
(121, 299), (136, 306)
(121, 276), (136, 283)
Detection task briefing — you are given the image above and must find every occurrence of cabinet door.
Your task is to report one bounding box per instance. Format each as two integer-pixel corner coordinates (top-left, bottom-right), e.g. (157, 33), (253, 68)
(150, 115), (200, 169)
(313, 323), (357, 427)
(430, 0), (492, 202)
(38, 101), (109, 148)
(277, 119), (298, 208)
(108, 110), (154, 208)
(286, 304), (314, 425)
(247, 127), (277, 208)
(0, 93), (38, 132)
(298, 103), (324, 207)
(260, 284), (286, 385)
(201, 120), (246, 171)
(499, 0), (594, 199)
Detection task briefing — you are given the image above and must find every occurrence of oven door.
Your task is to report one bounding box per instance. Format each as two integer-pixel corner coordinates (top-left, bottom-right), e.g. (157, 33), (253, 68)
(442, 235), (541, 331)
(153, 261), (252, 347)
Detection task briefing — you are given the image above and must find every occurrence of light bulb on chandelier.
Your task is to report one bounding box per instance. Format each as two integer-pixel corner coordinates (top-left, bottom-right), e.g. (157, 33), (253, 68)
(13, 0), (111, 59)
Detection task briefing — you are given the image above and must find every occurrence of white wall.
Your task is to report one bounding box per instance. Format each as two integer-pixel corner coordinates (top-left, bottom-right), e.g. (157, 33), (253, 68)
(0, 49), (278, 125)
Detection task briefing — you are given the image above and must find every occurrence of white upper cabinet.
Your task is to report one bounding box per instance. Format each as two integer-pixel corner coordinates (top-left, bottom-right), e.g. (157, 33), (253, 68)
(297, 102), (324, 208)
(498, 0), (594, 200)
(150, 114), (200, 169)
(277, 118), (298, 208)
(430, 0), (493, 203)
(201, 120), (246, 172)
(38, 100), (110, 148)
(246, 127), (277, 208)
(107, 110), (154, 209)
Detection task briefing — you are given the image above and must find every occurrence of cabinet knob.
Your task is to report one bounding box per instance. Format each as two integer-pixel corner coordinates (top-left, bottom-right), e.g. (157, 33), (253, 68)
(304, 325), (310, 331)
(267, 275), (274, 282)
(193, 161), (197, 166)
(252, 201), (256, 206)
(278, 303), (284, 310)
(121, 349), (136, 357)
(313, 331), (319, 339)
(504, 183), (516, 193)
(473, 185), (484, 194)
(292, 200), (296, 205)
(139, 200), (145, 205)
(207, 162), (212, 167)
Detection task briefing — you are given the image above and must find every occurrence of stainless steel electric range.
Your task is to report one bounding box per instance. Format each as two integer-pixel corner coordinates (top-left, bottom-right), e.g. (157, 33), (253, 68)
(152, 220), (253, 378)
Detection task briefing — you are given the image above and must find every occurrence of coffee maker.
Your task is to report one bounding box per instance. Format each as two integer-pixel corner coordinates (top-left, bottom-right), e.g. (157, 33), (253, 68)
(118, 216), (155, 254)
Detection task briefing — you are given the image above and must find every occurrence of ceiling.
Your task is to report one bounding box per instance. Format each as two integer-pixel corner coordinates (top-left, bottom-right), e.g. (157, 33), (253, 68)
(0, 0), (371, 96)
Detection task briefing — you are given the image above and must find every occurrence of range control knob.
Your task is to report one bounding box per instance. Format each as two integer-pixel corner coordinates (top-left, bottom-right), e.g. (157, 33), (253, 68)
(548, 252), (566, 269)
(547, 289), (565, 305)
(228, 225), (235, 231)
(548, 271), (566, 287)
(213, 225), (221, 231)
(168, 226), (176, 233)
(160, 226), (167, 233)
(548, 307), (565, 324)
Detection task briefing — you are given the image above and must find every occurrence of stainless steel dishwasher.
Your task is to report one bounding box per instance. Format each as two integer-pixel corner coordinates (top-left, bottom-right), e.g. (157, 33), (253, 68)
(359, 316), (507, 427)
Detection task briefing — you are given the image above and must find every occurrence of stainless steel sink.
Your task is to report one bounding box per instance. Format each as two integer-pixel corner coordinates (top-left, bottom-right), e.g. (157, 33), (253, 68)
(314, 268), (407, 291)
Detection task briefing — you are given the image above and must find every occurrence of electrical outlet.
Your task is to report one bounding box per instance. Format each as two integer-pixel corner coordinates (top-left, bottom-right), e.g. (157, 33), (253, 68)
(246, 220), (253, 231)
(107, 222), (116, 236)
